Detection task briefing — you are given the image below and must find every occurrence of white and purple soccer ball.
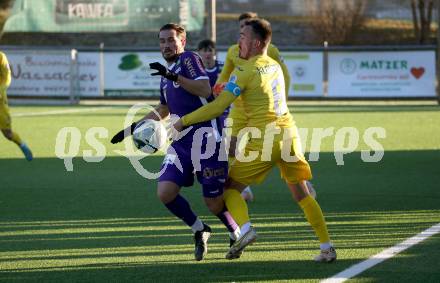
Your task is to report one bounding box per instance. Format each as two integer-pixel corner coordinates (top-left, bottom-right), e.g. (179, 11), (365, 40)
(132, 119), (167, 154)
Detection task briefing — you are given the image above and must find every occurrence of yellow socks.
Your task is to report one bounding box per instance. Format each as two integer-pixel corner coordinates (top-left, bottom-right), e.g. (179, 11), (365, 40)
(10, 131), (23, 145)
(299, 195), (330, 244)
(223, 189), (249, 226)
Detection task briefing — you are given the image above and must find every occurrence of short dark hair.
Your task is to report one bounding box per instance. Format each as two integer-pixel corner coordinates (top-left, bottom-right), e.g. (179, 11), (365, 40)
(245, 18), (272, 45)
(159, 23), (186, 39)
(197, 39), (216, 51)
(238, 12), (258, 22)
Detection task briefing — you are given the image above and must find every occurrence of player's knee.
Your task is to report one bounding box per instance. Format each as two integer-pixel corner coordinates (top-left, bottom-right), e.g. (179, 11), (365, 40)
(288, 180), (309, 202)
(157, 182), (180, 204)
(157, 190), (171, 204)
(1, 129), (12, 140)
(156, 188), (174, 204)
(204, 197), (223, 214)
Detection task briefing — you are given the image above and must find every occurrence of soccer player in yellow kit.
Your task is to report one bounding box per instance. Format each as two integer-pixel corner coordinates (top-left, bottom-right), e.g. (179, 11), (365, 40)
(216, 12), (291, 202)
(175, 18), (336, 262)
(0, 52), (33, 161)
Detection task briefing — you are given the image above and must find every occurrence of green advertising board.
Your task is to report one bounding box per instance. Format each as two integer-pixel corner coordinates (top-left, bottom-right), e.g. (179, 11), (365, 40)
(4, 0), (205, 32)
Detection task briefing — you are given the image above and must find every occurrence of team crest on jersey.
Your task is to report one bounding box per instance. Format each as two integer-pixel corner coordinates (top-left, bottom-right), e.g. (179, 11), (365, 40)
(229, 75), (237, 83)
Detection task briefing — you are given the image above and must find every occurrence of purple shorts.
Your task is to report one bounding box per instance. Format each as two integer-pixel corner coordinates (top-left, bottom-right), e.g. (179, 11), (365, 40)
(158, 142), (228, 198)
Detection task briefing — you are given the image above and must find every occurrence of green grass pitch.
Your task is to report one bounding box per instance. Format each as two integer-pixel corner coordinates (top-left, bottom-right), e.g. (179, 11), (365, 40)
(0, 103), (439, 282)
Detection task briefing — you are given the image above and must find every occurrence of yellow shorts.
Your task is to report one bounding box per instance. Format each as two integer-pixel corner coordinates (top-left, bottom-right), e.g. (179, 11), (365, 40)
(0, 100), (11, 130)
(228, 126), (312, 185)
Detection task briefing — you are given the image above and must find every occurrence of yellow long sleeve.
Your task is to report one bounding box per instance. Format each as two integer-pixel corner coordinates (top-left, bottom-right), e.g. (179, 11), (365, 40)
(182, 91), (236, 126)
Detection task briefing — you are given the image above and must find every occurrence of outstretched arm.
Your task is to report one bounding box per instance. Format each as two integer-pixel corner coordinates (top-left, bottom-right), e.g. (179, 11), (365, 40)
(110, 103), (169, 144)
(181, 88), (237, 127)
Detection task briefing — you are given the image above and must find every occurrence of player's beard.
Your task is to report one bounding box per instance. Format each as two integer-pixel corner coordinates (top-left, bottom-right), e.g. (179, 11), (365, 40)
(163, 53), (179, 64)
(162, 49), (180, 63)
(162, 49), (181, 64)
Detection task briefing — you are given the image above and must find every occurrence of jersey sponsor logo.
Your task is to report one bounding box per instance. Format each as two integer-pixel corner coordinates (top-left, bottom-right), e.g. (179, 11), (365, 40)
(256, 64), (279, 75)
(184, 57), (197, 78)
(194, 55), (205, 74)
(202, 167), (225, 179)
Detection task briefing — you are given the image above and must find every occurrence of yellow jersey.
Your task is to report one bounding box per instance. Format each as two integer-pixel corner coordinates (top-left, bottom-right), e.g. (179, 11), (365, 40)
(181, 53), (294, 132)
(229, 54), (292, 131)
(0, 52), (11, 103)
(218, 44), (291, 97)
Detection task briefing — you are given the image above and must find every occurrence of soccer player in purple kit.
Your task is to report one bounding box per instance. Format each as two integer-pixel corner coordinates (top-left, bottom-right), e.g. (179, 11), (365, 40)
(111, 23), (240, 261)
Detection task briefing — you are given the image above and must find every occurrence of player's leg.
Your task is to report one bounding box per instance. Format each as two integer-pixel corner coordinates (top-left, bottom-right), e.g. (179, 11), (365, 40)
(0, 108), (33, 161)
(241, 186), (254, 202)
(227, 104), (255, 202)
(157, 153), (210, 261)
(197, 155), (241, 246)
(204, 195), (240, 246)
(223, 179), (257, 259)
(287, 181), (336, 262)
(229, 136), (255, 202)
(279, 158), (335, 262)
(224, 150), (273, 259)
(157, 180), (211, 261)
(306, 181), (317, 199)
(279, 128), (335, 262)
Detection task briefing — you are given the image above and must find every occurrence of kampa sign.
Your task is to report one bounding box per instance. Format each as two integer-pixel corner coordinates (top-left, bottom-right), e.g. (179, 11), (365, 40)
(329, 51), (435, 97)
(64, 2), (119, 19)
(5, 0), (204, 32)
(55, 0), (128, 25)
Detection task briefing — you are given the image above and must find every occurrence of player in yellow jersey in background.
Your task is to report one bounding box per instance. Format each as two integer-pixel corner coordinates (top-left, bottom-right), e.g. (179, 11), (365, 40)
(176, 18), (336, 262)
(0, 52), (33, 161)
(215, 12), (292, 202)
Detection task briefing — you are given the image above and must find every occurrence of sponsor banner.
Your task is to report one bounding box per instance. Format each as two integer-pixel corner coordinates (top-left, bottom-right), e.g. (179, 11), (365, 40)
(5, 0), (204, 32)
(328, 51), (436, 97)
(7, 51), (101, 97)
(283, 52), (323, 97)
(218, 51), (324, 97)
(103, 52), (164, 96)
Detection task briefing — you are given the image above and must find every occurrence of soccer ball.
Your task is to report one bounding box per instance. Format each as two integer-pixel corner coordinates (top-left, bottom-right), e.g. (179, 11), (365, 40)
(132, 119), (167, 154)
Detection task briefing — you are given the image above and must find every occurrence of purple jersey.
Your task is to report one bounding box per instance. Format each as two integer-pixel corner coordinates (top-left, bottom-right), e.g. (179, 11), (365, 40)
(205, 60), (223, 87)
(159, 51), (222, 146)
(204, 60), (230, 125)
(158, 51), (227, 195)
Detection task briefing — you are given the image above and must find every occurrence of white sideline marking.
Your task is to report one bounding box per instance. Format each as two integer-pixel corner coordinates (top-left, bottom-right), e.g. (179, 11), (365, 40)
(11, 107), (116, 117)
(321, 222), (440, 283)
